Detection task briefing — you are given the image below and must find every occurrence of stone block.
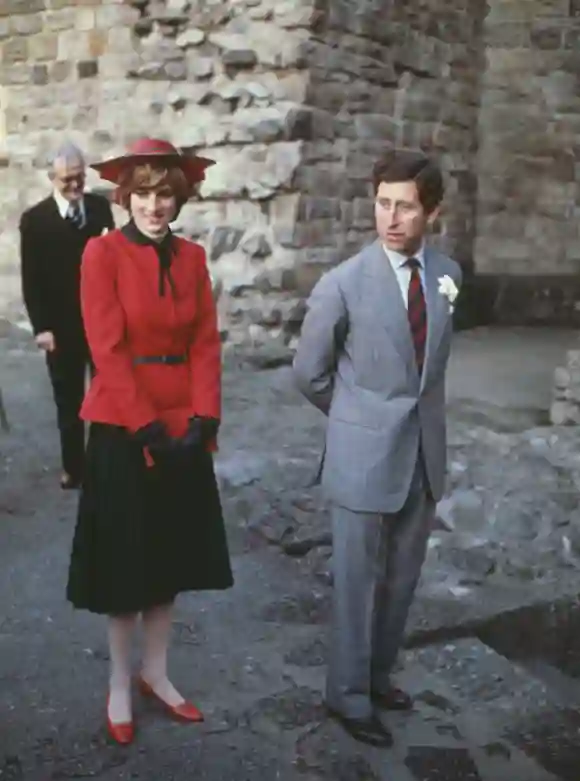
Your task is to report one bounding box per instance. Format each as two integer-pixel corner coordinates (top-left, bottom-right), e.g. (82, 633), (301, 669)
(209, 226), (244, 261)
(129, 57), (187, 81)
(72, 104), (98, 130)
(300, 167), (349, 201)
(44, 9), (76, 32)
(301, 140), (344, 166)
(89, 29), (107, 57)
(75, 8), (95, 32)
(292, 219), (337, 248)
(31, 63), (49, 85)
(485, 21), (531, 48)
(50, 60), (72, 82)
(298, 196), (341, 222)
(77, 59), (98, 79)
(534, 0), (570, 16)
(188, 54), (214, 79)
(229, 106), (289, 143)
(98, 52), (140, 79)
(201, 142), (302, 201)
(96, 4), (137, 29)
(46, 0), (73, 8)
(10, 13), (43, 35)
(0, 0), (45, 15)
(28, 33), (59, 62)
(222, 48), (258, 68)
(270, 192), (300, 226)
(240, 231), (272, 258)
(531, 23), (565, 50)
(354, 114), (399, 141)
(173, 200), (227, 240)
(1, 37), (28, 63)
(58, 29), (91, 60)
(550, 400), (573, 425)
(176, 28), (205, 48)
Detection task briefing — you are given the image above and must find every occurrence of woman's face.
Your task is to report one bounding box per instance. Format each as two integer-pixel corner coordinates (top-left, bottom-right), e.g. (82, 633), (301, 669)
(130, 185), (177, 238)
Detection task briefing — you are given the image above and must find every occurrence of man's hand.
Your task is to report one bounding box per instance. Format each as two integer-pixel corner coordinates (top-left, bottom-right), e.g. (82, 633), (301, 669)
(35, 331), (56, 352)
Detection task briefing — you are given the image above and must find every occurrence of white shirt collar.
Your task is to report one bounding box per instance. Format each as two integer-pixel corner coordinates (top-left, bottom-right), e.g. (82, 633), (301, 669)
(383, 242), (426, 270)
(53, 189), (85, 220)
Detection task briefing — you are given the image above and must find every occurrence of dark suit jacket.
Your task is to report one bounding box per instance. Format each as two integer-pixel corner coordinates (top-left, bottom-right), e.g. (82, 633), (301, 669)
(20, 192), (115, 351)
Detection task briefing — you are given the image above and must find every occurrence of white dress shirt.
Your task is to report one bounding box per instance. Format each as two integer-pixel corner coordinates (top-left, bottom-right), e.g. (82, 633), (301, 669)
(382, 243), (426, 310)
(53, 189), (86, 225)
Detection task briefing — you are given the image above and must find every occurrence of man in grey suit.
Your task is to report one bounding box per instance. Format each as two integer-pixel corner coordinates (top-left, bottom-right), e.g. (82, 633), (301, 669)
(293, 149), (462, 747)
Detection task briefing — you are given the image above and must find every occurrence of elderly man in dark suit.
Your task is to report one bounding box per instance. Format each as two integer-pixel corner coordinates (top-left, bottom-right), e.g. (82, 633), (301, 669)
(20, 142), (115, 489)
(293, 149), (462, 747)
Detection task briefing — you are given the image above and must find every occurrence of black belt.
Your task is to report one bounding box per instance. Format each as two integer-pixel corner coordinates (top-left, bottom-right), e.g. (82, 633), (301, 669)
(132, 354), (187, 365)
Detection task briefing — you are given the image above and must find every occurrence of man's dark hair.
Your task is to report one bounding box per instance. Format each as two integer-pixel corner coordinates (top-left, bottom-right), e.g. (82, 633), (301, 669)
(372, 149), (444, 214)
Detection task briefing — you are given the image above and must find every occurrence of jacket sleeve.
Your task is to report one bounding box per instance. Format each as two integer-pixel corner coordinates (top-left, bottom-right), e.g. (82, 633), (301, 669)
(80, 237), (158, 432)
(19, 211), (52, 336)
(188, 247), (221, 420)
(292, 270), (348, 416)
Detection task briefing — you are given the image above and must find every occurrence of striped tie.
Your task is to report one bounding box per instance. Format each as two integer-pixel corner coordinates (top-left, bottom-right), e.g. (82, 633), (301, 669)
(67, 202), (83, 228)
(406, 258), (427, 372)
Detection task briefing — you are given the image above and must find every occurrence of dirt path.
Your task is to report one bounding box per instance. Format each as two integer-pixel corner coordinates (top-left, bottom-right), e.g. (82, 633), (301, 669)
(1, 324), (578, 780)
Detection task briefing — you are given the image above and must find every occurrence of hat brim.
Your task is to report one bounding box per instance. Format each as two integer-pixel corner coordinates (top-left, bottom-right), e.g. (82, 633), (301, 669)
(90, 152), (215, 186)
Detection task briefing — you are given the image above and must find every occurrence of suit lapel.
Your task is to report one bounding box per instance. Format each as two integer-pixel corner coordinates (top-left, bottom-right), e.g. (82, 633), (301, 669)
(44, 195), (61, 225)
(363, 241), (450, 390)
(364, 241), (417, 379)
(421, 248), (448, 389)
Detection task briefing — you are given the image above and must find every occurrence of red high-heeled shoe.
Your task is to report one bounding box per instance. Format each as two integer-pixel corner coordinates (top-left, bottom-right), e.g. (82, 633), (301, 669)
(137, 677), (204, 722)
(106, 696), (134, 745)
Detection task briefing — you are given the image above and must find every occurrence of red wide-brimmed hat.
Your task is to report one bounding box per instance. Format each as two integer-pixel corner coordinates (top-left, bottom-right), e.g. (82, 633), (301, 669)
(90, 137), (215, 185)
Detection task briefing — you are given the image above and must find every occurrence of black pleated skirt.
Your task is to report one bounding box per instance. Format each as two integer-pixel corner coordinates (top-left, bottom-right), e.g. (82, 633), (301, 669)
(66, 423), (233, 615)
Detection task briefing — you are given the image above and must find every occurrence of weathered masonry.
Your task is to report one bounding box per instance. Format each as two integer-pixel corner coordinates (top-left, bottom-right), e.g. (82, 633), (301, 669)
(0, 0), (579, 343)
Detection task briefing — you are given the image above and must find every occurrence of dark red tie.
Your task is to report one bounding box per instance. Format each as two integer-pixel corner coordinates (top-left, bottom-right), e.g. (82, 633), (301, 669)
(406, 258), (427, 372)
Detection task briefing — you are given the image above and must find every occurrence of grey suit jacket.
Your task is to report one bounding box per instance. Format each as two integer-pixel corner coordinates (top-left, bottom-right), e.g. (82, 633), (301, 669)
(293, 239), (462, 513)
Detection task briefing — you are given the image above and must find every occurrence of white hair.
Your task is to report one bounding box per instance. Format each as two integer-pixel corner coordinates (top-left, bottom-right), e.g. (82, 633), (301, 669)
(47, 141), (86, 170)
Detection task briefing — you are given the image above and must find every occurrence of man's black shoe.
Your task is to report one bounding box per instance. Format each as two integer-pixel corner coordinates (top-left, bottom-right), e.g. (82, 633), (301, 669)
(325, 707), (393, 747)
(372, 686), (413, 711)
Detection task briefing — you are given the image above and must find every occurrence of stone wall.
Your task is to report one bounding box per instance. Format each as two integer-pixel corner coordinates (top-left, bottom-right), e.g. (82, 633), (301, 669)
(0, 0), (317, 345)
(463, 0), (580, 327)
(293, 0), (485, 292)
(1, 0), (580, 342)
(476, 0), (580, 277)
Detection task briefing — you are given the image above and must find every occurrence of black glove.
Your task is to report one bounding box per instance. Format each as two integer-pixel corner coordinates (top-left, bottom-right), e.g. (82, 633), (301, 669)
(133, 420), (176, 461)
(179, 417), (220, 451)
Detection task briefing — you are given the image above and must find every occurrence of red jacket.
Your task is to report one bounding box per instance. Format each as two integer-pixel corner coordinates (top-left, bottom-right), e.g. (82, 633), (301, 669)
(79, 229), (221, 445)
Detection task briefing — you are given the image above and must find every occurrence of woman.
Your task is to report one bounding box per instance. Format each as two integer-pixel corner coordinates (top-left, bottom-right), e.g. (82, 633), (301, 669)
(66, 138), (233, 745)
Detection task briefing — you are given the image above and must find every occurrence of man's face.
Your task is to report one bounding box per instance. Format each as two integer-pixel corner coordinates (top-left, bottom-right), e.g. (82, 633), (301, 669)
(374, 180), (439, 256)
(50, 157), (86, 202)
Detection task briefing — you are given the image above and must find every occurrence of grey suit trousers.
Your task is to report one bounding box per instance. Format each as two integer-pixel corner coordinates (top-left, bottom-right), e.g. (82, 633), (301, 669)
(325, 459), (434, 719)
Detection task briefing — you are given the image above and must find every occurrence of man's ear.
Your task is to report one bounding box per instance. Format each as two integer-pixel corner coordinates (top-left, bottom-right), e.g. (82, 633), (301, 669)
(426, 205), (441, 226)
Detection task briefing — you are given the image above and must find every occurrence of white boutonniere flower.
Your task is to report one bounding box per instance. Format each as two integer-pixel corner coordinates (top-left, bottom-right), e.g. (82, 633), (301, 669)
(438, 274), (458, 312)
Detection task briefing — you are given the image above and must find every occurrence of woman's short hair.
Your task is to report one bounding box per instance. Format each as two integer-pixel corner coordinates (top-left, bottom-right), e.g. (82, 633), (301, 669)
(114, 163), (197, 211)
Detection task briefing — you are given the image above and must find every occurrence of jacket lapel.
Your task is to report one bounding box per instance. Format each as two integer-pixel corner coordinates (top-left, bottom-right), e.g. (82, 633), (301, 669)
(421, 248), (448, 390)
(364, 241), (450, 390)
(364, 241), (417, 379)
